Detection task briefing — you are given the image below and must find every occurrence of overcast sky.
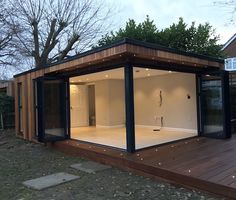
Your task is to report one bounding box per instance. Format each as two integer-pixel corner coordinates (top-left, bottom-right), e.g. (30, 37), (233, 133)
(107, 0), (236, 44)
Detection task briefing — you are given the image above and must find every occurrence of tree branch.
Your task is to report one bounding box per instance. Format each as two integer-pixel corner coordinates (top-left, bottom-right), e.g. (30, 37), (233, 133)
(31, 19), (40, 66)
(57, 33), (80, 61)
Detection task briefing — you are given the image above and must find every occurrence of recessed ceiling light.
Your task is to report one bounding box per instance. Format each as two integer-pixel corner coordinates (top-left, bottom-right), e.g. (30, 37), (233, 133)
(86, 78), (89, 81)
(105, 74), (109, 78)
(145, 68), (149, 71)
(168, 71), (172, 73)
(206, 74), (210, 77)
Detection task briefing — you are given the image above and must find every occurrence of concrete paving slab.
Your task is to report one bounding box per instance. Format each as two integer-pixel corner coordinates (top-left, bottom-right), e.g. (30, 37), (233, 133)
(22, 172), (79, 190)
(70, 161), (111, 174)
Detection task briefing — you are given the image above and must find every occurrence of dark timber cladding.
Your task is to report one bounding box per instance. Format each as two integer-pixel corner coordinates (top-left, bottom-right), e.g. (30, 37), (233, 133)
(13, 38), (224, 143)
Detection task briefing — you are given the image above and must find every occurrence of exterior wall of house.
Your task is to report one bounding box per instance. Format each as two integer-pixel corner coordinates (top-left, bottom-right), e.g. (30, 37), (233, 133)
(224, 39), (236, 58)
(134, 73), (197, 131)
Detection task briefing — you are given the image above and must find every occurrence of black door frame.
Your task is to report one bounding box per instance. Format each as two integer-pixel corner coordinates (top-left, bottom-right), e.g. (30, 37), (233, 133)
(196, 70), (231, 139)
(36, 76), (70, 142)
(124, 63), (135, 153)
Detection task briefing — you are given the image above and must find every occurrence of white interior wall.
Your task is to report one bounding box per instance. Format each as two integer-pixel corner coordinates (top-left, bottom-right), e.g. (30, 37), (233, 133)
(70, 72), (197, 132)
(70, 84), (89, 127)
(95, 79), (125, 127)
(134, 73), (197, 132)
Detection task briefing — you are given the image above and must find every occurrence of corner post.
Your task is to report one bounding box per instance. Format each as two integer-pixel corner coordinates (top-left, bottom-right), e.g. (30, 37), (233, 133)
(222, 70), (231, 138)
(124, 63), (135, 153)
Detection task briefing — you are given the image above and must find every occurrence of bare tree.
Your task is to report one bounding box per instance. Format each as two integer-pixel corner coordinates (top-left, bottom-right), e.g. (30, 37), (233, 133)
(213, 1), (236, 24)
(0, 0), (20, 78)
(8, 0), (111, 68)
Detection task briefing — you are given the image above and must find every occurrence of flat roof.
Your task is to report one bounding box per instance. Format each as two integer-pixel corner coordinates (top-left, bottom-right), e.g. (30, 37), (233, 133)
(14, 38), (224, 78)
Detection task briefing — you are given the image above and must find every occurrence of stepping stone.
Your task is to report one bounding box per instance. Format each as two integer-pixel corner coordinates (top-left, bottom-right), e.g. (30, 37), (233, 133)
(22, 172), (79, 190)
(0, 141), (7, 146)
(70, 161), (111, 174)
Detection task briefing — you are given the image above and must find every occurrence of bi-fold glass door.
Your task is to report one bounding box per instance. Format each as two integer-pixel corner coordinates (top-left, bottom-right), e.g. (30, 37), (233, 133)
(197, 70), (231, 139)
(36, 76), (69, 142)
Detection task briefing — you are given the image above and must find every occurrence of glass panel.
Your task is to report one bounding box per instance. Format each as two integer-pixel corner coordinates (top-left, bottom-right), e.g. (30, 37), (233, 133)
(69, 68), (126, 149)
(201, 75), (224, 137)
(43, 80), (66, 139)
(133, 67), (198, 149)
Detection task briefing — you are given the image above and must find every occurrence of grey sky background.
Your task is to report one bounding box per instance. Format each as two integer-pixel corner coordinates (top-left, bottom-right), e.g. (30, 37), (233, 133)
(4, 0), (235, 78)
(107, 0), (235, 44)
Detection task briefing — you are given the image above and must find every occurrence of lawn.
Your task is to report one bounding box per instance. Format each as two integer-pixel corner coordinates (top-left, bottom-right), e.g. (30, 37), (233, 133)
(0, 129), (224, 200)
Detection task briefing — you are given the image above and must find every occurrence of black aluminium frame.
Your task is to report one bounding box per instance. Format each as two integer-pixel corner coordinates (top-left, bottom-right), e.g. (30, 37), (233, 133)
(17, 82), (23, 133)
(36, 76), (70, 142)
(223, 71), (232, 138)
(196, 70), (231, 139)
(33, 80), (38, 137)
(34, 58), (231, 152)
(124, 63), (135, 152)
(62, 61), (205, 152)
(66, 64), (136, 152)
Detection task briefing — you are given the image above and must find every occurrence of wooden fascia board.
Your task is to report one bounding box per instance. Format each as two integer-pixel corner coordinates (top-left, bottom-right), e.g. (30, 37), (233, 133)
(125, 44), (223, 68)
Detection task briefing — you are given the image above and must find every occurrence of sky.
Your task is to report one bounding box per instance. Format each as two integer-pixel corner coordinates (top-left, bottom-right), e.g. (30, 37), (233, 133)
(107, 0), (236, 44)
(3, 0), (236, 79)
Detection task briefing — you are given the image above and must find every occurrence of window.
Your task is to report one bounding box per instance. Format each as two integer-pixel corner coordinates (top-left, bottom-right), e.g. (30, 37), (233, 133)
(225, 58), (236, 71)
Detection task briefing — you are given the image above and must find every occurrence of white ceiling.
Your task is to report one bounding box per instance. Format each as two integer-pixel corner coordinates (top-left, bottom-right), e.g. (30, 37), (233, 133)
(70, 67), (177, 83)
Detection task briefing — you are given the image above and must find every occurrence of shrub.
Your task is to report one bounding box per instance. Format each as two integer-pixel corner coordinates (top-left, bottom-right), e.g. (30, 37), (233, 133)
(0, 93), (14, 114)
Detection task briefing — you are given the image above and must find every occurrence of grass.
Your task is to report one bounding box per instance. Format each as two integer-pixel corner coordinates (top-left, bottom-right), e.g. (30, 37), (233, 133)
(0, 129), (224, 200)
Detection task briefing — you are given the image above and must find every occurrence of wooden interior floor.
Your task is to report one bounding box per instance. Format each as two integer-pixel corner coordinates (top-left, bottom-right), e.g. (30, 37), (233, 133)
(52, 135), (236, 199)
(70, 126), (197, 149)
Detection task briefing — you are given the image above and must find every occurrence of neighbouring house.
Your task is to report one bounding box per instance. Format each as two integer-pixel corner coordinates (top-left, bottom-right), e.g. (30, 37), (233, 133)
(222, 33), (236, 57)
(222, 34), (236, 133)
(0, 80), (14, 97)
(14, 38), (231, 153)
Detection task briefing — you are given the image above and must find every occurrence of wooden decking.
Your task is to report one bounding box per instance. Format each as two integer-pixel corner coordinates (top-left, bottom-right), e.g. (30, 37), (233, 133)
(52, 136), (236, 199)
